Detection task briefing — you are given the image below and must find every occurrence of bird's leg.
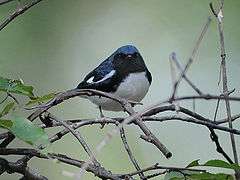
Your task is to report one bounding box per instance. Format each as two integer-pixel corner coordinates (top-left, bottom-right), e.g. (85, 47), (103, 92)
(99, 106), (104, 118)
(99, 106), (106, 128)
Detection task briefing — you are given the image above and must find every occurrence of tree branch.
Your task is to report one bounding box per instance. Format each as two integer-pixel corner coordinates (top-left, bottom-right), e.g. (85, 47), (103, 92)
(0, 0), (14, 6)
(0, 148), (206, 180)
(210, 2), (240, 178)
(0, 0), (44, 31)
(45, 113), (99, 166)
(119, 127), (146, 179)
(0, 157), (48, 180)
(170, 16), (211, 99)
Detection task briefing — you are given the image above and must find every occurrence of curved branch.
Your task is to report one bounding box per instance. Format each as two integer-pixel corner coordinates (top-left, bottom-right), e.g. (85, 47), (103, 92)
(0, 0), (14, 6)
(0, 0), (44, 31)
(0, 148), (206, 180)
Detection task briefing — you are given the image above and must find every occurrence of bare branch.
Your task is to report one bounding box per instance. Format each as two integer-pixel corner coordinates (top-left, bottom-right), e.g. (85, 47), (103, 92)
(216, 113), (240, 125)
(0, 1), (239, 179)
(27, 89), (141, 121)
(208, 128), (233, 163)
(121, 163), (206, 178)
(0, 94), (8, 104)
(7, 92), (19, 104)
(170, 52), (203, 95)
(0, 148), (206, 180)
(119, 127), (145, 179)
(0, 148), (120, 180)
(0, 0), (44, 31)
(0, 0), (15, 6)
(210, 1), (239, 172)
(46, 113), (99, 166)
(27, 89), (171, 158)
(170, 17), (211, 99)
(0, 157), (48, 180)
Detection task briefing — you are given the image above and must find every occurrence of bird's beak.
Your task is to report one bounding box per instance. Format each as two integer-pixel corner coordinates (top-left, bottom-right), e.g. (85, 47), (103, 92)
(126, 54), (132, 59)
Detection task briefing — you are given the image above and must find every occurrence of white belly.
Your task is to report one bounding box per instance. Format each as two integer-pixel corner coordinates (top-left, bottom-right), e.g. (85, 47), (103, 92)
(87, 72), (150, 111)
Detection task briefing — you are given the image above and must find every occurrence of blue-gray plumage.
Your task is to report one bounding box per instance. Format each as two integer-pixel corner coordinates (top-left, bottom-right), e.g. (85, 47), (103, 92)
(77, 45), (152, 112)
(117, 45), (139, 54)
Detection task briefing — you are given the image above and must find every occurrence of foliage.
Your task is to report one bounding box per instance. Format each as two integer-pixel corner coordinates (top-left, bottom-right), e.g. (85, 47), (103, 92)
(1, 76), (239, 179)
(0, 102), (14, 118)
(164, 159), (240, 180)
(0, 76), (34, 97)
(0, 116), (49, 147)
(165, 171), (233, 180)
(187, 159), (240, 171)
(26, 92), (56, 106)
(0, 77), (50, 148)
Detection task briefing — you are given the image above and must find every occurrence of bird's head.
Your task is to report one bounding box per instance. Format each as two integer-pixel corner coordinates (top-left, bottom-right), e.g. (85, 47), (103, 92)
(112, 45), (147, 73)
(114, 45), (139, 60)
(113, 45), (140, 61)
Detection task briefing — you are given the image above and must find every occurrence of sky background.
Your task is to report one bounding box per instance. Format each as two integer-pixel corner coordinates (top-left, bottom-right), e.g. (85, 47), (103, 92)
(0, 0), (240, 179)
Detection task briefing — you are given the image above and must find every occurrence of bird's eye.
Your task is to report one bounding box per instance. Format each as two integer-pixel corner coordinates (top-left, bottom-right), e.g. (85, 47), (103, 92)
(116, 53), (125, 59)
(132, 52), (138, 58)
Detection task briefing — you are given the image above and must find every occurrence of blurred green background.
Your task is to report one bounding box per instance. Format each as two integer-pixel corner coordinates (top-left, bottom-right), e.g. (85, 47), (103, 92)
(0, 0), (240, 179)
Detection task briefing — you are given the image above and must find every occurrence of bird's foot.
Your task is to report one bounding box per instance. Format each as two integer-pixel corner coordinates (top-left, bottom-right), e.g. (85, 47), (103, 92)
(99, 106), (106, 128)
(100, 118), (106, 129)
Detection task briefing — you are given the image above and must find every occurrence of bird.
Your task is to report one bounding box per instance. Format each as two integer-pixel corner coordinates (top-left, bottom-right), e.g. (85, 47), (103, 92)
(76, 45), (152, 117)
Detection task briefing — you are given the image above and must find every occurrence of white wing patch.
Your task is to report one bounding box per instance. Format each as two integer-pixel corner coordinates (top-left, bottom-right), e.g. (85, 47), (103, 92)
(86, 70), (116, 84)
(86, 76), (94, 83)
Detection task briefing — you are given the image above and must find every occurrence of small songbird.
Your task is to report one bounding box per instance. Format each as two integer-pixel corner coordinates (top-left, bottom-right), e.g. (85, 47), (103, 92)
(77, 45), (152, 116)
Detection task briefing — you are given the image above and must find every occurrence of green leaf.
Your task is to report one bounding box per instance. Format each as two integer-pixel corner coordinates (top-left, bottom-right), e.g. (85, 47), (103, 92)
(204, 160), (240, 170)
(0, 116), (49, 148)
(187, 159), (200, 168)
(164, 171), (185, 180)
(0, 119), (13, 128)
(186, 159), (240, 171)
(164, 171), (234, 180)
(0, 102), (15, 117)
(0, 77), (34, 97)
(188, 172), (233, 180)
(26, 92), (56, 106)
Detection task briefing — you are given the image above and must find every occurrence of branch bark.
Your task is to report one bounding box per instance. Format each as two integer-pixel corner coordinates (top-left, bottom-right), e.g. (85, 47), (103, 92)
(0, 0), (44, 31)
(210, 1), (240, 179)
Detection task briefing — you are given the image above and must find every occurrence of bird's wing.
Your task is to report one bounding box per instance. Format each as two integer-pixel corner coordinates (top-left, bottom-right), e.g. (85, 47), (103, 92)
(77, 60), (120, 92)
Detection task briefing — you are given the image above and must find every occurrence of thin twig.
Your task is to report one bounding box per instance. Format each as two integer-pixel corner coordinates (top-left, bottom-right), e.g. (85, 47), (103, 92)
(170, 52), (203, 95)
(33, 111), (240, 156)
(213, 99), (220, 122)
(0, 147), (207, 180)
(216, 113), (240, 125)
(119, 127), (145, 179)
(0, 133), (15, 148)
(0, 89), (142, 149)
(0, 157), (48, 180)
(0, 94), (8, 104)
(0, 0), (44, 31)
(120, 163), (205, 178)
(0, 148), (120, 180)
(123, 101), (172, 158)
(7, 92), (19, 104)
(26, 89), (171, 158)
(169, 94), (240, 103)
(208, 128), (233, 163)
(74, 92), (171, 179)
(210, 1), (239, 172)
(0, 0), (15, 5)
(213, 89), (235, 122)
(46, 113), (99, 166)
(170, 17), (211, 99)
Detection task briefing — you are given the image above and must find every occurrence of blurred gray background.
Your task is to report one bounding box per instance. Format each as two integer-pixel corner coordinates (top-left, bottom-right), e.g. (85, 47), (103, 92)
(0, 0), (240, 179)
